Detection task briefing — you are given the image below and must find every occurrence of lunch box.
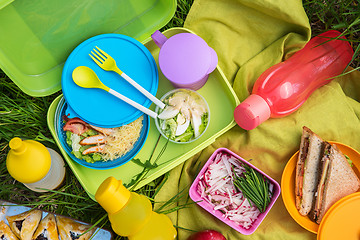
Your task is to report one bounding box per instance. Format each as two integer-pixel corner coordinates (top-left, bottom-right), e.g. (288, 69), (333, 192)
(0, 0), (240, 200)
(4, 1), (358, 238)
(0, 0), (176, 96)
(189, 148), (281, 235)
(47, 32), (239, 199)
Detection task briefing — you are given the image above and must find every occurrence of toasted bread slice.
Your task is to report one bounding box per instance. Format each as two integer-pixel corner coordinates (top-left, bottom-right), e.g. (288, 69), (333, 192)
(311, 143), (360, 224)
(295, 126), (324, 216)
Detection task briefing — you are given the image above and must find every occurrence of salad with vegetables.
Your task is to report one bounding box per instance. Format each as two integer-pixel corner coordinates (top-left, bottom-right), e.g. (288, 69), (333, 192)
(156, 89), (209, 143)
(63, 115), (143, 163)
(66, 126), (103, 163)
(197, 152), (274, 229)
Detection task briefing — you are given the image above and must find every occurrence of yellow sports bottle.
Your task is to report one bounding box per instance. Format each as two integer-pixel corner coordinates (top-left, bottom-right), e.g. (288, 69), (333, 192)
(95, 176), (177, 240)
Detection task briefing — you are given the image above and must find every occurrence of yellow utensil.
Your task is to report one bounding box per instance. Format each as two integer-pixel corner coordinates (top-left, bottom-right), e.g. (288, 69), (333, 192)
(72, 66), (158, 119)
(89, 46), (165, 109)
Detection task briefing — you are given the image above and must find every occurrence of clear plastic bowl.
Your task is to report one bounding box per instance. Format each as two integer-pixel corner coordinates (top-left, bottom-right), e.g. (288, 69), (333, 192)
(155, 88), (210, 144)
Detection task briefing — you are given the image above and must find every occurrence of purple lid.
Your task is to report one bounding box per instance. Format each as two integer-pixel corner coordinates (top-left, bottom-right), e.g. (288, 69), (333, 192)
(158, 33), (213, 86)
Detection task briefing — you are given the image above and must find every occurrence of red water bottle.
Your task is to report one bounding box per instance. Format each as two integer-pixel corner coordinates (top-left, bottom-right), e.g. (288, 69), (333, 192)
(234, 30), (353, 130)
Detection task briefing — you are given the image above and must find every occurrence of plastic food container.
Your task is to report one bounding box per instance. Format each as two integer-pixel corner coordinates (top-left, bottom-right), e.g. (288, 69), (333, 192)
(54, 97), (150, 170)
(47, 28), (239, 200)
(155, 88), (210, 144)
(61, 33), (159, 128)
(1, 1), (240, 200)
(0, 0), (176, 96)
(189, 148), (281, 235)
(317, 192), (360, 240)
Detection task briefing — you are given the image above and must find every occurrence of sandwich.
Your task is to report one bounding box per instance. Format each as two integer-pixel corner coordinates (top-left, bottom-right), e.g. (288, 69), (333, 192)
(309, 142), (360, 224)
(295, 126), (324, 216)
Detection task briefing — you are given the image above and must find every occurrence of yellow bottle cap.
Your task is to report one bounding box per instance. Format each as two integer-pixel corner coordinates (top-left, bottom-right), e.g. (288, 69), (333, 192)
(6, 137), (51, 184)
(95, 176), (131, 214)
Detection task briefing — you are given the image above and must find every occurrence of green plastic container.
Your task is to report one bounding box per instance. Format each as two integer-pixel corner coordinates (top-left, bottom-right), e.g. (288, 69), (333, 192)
(47, 28), (240, 200)
(0, 0), (176, 96)
(2, 1), (240, 200)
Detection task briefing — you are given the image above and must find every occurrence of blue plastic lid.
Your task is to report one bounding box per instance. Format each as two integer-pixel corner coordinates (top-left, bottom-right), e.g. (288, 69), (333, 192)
(62, 33), (158, 127)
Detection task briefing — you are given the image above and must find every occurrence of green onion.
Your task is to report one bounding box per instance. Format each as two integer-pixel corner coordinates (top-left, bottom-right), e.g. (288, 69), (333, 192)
(233, 164), (271, 213)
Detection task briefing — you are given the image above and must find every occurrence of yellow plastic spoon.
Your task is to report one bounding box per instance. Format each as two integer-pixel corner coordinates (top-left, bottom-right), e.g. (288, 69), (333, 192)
(72, 66), (158, 119)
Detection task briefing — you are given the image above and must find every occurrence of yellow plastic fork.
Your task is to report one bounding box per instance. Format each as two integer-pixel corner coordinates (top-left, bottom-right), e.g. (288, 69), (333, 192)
(89, 46), (165, 109)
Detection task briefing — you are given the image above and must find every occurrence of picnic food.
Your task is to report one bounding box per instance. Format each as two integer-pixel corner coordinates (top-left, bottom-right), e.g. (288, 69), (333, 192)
(196, 152), (273, 229)
(56, 215), (95, 240)
(0, 220), (18, 240)
(234, 30), (353, 130)
(295, 127), (324, 215)
(1, 203), (98, 240)
(32, 214), (59, 240)
(187, 230), (226, 240)
(233, 164), (272, 213)
(63, 115), (143, 162)
(95, 176), (177, 239)
(309, 142), (360, 224)
(6, 210), (42, 240)
(295, 127), (360, 224)
(156, 89), (209, 142)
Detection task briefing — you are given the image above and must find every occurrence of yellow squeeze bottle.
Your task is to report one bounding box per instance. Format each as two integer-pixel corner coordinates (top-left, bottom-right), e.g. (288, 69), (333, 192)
(95, 177), (177, 240)
(6, 137), (66, 192)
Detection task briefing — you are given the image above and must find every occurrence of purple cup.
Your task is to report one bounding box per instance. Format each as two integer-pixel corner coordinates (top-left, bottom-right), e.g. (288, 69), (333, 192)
(151, 30), (218, 90)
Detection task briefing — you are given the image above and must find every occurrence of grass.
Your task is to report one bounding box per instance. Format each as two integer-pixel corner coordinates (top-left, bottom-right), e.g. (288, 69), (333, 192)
(304, 0), (360, 69)
(0, 0), (359, 239)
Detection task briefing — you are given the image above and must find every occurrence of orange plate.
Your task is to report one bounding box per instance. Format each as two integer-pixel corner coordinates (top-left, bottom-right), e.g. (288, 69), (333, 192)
(281, 141), (360, 234)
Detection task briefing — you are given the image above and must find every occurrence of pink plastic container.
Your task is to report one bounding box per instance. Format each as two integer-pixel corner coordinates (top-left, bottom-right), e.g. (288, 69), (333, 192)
(234, 30), (354, 130)
(189, 148), (281, 235)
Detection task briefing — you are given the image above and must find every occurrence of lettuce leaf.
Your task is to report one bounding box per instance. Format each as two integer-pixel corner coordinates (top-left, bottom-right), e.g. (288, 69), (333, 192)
(65, 131), (104, 163)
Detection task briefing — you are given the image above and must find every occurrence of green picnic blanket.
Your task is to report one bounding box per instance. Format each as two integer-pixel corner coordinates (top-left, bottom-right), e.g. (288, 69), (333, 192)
(155, 0), (360, 239)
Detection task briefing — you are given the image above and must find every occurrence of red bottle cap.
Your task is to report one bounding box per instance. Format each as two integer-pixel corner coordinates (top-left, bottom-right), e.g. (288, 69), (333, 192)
(234, 94), (271, 130)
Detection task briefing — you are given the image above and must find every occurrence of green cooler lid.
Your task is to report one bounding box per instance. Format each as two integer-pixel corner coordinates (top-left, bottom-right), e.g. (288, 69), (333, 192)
(0, 0), (176, 96)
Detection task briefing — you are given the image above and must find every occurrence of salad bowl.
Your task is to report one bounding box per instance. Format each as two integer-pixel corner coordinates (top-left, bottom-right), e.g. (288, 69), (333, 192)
(155, 88), (210, 144)
(54, 97), (150, 170)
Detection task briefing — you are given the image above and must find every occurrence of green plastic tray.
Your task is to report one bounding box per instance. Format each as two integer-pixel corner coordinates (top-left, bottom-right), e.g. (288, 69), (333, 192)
(0, 0), (176, 96)
(47, 27), (240, 200)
